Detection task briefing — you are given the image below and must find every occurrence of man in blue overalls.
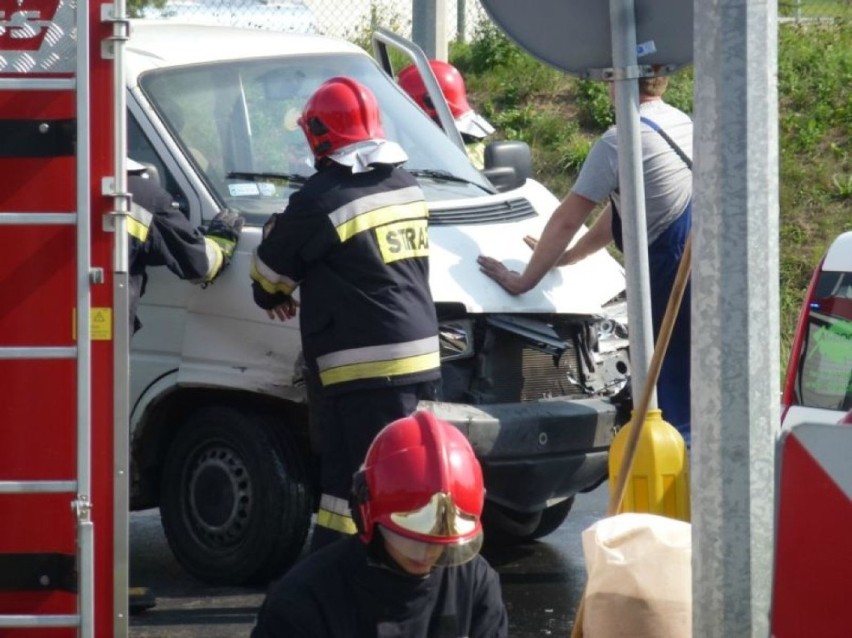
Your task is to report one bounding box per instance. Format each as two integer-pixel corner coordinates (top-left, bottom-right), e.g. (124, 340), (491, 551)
(477, 75), (693, 444)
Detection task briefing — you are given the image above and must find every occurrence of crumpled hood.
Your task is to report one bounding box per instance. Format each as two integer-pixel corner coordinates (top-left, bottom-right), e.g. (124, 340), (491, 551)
(428, 179), (625, 316)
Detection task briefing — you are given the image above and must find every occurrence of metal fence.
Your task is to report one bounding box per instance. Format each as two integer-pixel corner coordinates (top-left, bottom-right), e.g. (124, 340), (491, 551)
(299, 0), (488, 41)
(139, 0), (851, 42)
(138, 0), (486, 41)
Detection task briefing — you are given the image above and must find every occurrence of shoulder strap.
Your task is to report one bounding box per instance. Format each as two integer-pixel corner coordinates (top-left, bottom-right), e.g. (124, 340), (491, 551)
(640, 115), (693, 171)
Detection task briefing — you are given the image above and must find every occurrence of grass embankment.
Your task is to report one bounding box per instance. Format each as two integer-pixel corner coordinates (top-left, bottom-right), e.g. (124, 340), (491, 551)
(450, 21), (851, 366)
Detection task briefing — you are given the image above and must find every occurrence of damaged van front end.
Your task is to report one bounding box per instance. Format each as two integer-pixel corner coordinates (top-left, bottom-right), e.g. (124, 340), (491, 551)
(420, 178), (630, 539)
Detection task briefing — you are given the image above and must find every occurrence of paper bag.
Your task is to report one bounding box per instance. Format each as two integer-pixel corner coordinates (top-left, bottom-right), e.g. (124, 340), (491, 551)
(581, 513), (691, 637)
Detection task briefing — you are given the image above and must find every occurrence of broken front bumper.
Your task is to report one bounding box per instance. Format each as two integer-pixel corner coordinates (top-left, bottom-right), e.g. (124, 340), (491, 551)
(418, 396), (618, 513)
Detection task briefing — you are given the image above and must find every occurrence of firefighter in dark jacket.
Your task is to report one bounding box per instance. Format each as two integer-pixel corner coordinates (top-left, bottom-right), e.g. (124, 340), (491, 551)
(127, 160), (244, 333)
(250, 77), (441, 551)
(125, 160), (243, 613)
(251, 410), (509, 638)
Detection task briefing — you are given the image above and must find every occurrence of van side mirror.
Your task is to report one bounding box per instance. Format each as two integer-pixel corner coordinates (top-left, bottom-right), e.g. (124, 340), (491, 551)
(482, 140), (534, 192)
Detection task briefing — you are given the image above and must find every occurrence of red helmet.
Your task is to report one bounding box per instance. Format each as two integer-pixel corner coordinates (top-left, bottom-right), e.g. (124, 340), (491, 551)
(398, 60), (473, 120)
(352, 410), (484, 566)
(298, 76), (386, 161)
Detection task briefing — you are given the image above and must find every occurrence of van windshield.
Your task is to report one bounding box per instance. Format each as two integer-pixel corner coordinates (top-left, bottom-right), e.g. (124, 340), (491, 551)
(792, 270), (852, 412)
(139, 52), (495, 216)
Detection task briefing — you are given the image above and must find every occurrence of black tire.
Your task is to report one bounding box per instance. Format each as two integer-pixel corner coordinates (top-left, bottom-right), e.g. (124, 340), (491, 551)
(159, 406), (312, 585)
(482, 497), (575, 545)
(522, 497), (575, 541)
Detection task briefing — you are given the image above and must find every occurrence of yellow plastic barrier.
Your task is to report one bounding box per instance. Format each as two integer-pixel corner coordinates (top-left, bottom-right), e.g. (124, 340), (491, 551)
(609, 409), (690, 522)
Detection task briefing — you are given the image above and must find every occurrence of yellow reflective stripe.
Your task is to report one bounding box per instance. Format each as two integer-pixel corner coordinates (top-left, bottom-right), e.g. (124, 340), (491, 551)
(316, 508), (357, 535)
(127, 203), (153, 243)
(126, 216), (149, 243)
(328, 185), (423, 227)
(466, 141), (486, 170)
(318, 335), (438, 370)
(319, 351), (440, 387)
(202, 237), (224, 281)
(334, 201), (429, 243)
(250, 253), (297, 295)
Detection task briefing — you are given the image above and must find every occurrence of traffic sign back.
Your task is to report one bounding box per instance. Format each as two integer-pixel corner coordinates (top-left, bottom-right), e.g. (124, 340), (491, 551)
(479, 0), (693, 78)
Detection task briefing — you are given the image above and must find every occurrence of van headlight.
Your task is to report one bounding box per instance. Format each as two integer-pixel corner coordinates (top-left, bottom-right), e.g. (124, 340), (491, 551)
(597, 317), (628, 341)
(597, 297), (629, 352)
(439, 319), (475, 361)
(596, 316), (629, 354)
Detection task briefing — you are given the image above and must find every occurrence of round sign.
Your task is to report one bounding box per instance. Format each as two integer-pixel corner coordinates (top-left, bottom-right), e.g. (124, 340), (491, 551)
(479, 0), (693, 78)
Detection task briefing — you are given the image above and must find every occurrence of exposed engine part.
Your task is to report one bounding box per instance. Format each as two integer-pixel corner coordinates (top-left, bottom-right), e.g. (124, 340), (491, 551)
(438, 314), (629, 405)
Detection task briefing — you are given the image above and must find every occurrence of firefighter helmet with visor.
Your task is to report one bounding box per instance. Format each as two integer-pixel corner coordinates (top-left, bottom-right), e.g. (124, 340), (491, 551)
(298, 76), (386, 161)
(398, 61), (494, 140)
(352, 410), (485, 569)
(398, 60), (472, 121)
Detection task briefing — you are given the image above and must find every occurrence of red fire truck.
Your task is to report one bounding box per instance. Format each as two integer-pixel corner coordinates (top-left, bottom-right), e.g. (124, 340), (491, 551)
(0, 0), (129, 635)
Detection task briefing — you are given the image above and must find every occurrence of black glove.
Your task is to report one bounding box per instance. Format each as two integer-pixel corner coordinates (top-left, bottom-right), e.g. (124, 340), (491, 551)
(262, 212), (279, 240)
(204, 209), (245, 266)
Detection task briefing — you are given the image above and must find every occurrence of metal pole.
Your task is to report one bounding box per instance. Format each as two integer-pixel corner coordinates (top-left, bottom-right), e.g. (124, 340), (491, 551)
(609, 0), (657, 411)
(372, 27), (465, 152)
(109, 0), (131, 633)
(692, 0), (778, 634)
(457, 0), (466, 43)
(76, 1), (95, 636)
(412, 0), (448, 60)
(435, 0), (448, 61)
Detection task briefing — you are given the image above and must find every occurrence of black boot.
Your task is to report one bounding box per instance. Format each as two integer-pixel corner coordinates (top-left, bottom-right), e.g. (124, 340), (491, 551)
(129, 586), (157, 615)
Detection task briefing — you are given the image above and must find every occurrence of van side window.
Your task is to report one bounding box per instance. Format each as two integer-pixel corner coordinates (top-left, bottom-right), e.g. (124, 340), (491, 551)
(128, 114), (190, 216)
(797, 271), (852, 411)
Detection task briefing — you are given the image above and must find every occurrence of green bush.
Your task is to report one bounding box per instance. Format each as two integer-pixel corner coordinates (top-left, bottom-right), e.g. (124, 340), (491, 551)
(574, 80), (614, 131)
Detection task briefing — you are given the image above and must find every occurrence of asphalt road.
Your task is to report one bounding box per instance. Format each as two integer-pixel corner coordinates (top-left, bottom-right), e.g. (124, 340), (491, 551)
(129, 483), (609, 637)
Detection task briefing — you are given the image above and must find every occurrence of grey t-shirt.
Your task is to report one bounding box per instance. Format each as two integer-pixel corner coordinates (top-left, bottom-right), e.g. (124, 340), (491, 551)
(571, 99), (693, 245)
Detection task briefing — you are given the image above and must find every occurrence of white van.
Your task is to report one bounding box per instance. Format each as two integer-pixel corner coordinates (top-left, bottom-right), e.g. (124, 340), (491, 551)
(126, 21), (631, 585)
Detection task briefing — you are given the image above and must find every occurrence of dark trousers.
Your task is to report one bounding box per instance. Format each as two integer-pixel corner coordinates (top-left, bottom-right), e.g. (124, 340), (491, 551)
(309, 380), (437, 552)
(648, 207), (692, 443)
(613, 201), (692, 443)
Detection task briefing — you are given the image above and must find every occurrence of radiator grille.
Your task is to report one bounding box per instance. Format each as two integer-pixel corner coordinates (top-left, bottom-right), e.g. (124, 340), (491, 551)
(520, 346), (584, 401)
(486, 335), (585, 403)
(429, 197), (537, 226)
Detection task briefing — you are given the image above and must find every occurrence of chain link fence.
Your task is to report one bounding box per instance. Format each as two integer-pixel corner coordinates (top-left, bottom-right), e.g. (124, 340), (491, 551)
(139, 0), (851, 42)
(778, 0), (852, 22)
(297, 0), (490, 41)
(139, 0), (487, 41)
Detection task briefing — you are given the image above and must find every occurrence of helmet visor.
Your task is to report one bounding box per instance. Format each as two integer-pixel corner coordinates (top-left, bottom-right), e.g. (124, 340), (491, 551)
(389, 491), (479, 538)
(379, 525), (483, 571)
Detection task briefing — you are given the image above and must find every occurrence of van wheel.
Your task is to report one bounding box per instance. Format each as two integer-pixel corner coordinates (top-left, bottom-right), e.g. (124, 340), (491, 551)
(482, 498), (575, 544)
(159, 406), (312, 585)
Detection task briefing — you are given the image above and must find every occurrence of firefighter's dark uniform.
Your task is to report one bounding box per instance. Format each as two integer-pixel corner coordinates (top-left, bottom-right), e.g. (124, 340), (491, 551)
(127, 173), (224, 333)
(251, 162), (441, 550)
(250, 535), (508, 638)
(126, 170), (239, 614)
